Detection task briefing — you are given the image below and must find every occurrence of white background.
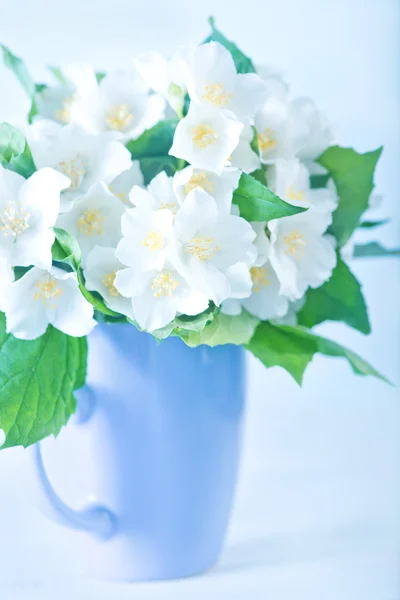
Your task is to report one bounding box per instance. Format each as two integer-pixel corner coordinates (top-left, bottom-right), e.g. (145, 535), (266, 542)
(0, 1), (399, 598)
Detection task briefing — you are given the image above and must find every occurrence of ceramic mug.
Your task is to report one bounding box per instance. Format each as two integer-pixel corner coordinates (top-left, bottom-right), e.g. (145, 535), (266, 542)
(30, 322), (246, 581)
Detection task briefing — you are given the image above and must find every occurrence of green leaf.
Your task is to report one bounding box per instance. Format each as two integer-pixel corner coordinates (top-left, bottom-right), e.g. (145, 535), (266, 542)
(204, 17), (255, 74)
(359, 219), (389, 229)
(318, 145), (383, 247)
(149, 305), (217, 341)
(96, 71), (106, 83)
(1, 45), (39, 124)
(247, 322), (316, 385)
(52, 228), (119, 317)
(313, 333), (390, 384)
(127, 119), (179, 157)
(247, 322), (389, 386)
(353, 242), (400, 259)
(126, 120), (179, 184)
(297, 256), (371, 334)
(77, 270), (120, 318)
(310, 173), (330, 189)
(174, 307), (216, 333)
(1, 44), (35, 97)
(0, 312), (87, 449)
(232, 173), (306, 222)
(48, 65), (66, 84)
(52, 227), (82, 270)
(249, 168), (268, 186)
(137, 156), (179, 185)
(179, 310), (259, 348)
(0, 123), (36, 178)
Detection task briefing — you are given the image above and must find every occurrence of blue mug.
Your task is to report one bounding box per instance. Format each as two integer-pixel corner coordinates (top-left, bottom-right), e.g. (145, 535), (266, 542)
(30, 322), (245, 581)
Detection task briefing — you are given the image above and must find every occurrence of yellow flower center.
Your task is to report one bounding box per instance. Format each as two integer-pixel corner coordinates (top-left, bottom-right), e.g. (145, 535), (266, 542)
(0, 201), (30, 237)
(283, 230), (308, 260)
(184, 171), (215, 195)
(151, 271), (178, 298)
(143, 230), (164, 252)
(55, 94), (78, 124)
(250, 266), (271, 292)
(77, 208), (104, 236)
(185, 235), (220, 262)
(257, 128), (277, 152)
(202, 81), (233, 107)
(102, 270), (120, 297)
(286, 185), (305, 202)
(159, 201), (179, 213)
(108, 185), (129, 205)
(33, 279), (63, 308)
(58, 154), (86, 191)
(105, 104), (134, 131)
(192, 124), (218, 149)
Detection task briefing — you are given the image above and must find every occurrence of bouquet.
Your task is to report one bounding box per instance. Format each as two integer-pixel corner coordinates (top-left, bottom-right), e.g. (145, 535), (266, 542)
(0, 18), (395, 450)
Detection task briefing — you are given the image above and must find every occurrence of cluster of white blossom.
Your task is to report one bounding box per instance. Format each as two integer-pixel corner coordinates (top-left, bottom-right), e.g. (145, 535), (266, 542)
(0, 41), (338, 339)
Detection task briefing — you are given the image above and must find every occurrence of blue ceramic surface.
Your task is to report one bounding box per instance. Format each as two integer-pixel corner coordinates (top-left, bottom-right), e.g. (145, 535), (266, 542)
(32, 322), (246, 581)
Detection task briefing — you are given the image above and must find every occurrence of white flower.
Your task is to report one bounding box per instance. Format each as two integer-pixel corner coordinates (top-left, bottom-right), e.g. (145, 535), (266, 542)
(115, 206), (174, 273)
(129, 171), (179, 213)
(0, 428), (5, 448)
(30, 124), (132, 212)
(108, 161), (144, 206)
(3, 266), (96, 340)
(171, 188), (257, 305)
(134, 48), (190, 116)
(169, 103), (243, 174)
(71, 69), (165, 140)
(255, 95), (296, 163)
(254, 93), (333, 169)
(290, 97), (333, 170)
(221, 223), (289, 320)
(0, 254), (14, 312)
(24, 119), (63, 144)
(185, 42), (267, 122)
(256, 64), (289, 101)
(115, 261), (208, 333)
(269, 209), (337, 301)
(173, 165), (241, 215)
(274, 296), (306, 326)
(83, 246), (134, 319)
(57, 182), (125, 262)
(0, 166), (70, 269)
(226, 125), (260, 173)
(267, 158), (338, 215)
(35, 64), (98, 125)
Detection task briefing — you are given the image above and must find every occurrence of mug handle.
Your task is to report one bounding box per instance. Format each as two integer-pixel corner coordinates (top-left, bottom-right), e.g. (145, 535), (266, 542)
(29, 386), (116, 540)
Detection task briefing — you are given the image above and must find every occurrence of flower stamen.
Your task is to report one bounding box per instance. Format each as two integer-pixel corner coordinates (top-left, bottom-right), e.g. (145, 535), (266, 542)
(58, 154), (87, 191)
(283, 230), (307, 260)
(185, 235), (220, 262)
(108, 185), (129, 205)
(250, 266), (271, 292)
(0, 201), (30, 237)
(192, 124), (218, 149)
(184, 171), (215, 195)
(143, 230), (164, 252)
(286, 185), (305, 202)
(257, 128), (277, 152)
(77, 208), (104, 236)
(105, 105), (134, 132)
(33, 279), (63, 309)
(202, 81), (232, 107)
(151, 271), (178, 298)
(159, 201), (178, 213)
(55, 94), (78, 123)
(102, 270), (120, 297)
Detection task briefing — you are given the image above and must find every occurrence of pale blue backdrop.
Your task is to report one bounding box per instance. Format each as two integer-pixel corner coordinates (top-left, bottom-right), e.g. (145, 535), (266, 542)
(0, 1), (399, 598)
